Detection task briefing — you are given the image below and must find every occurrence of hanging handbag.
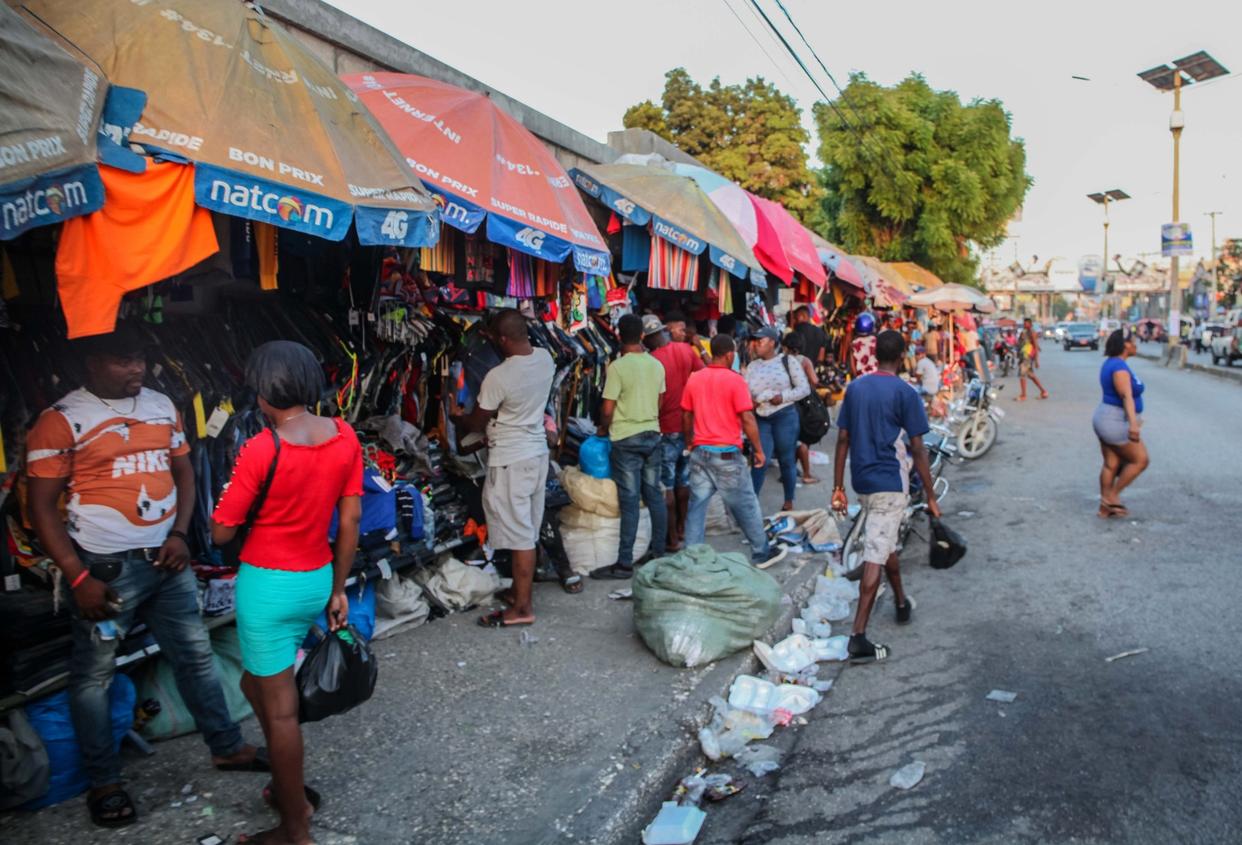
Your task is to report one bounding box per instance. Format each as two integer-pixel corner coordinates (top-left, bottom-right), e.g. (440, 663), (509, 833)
(782, 355), (832, 446)
(220, 429), (281, 566)
(928, 516), (967, 570)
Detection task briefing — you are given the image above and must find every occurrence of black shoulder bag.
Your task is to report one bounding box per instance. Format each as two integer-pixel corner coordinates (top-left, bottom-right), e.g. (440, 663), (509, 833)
(221, 429), (282, 566)
(782, 355), (831, 446)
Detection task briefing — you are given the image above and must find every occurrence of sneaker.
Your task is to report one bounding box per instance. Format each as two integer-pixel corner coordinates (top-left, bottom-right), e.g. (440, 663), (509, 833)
(752, 544), (788, 570)
(896, 596), (916, 625)
(847, 633), (891, 665)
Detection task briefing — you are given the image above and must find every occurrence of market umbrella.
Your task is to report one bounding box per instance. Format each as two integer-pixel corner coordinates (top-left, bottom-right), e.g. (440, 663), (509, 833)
(343, 72), (610, 273)
(892, 261), (944, 290)
(907, 283), (996, 314)
(748, 195), (827, 287)
(22, 0), (439, 246)
(670, 163), (790, 284)
(815, 244), (868, 294)
(0, 4), (109, 239)
(569, 162), (763, 284)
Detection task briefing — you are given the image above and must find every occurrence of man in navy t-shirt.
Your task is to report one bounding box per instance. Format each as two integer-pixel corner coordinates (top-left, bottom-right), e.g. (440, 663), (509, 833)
(831, 330), (941, 664)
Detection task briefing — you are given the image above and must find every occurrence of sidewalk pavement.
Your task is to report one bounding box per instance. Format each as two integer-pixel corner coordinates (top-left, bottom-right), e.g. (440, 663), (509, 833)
(0, 478), (832, 845)
(1136, 348), (1242, 383)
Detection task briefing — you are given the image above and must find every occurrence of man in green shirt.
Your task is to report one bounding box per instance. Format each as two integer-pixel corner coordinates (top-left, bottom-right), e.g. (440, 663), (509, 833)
(591, 313), (668, 580)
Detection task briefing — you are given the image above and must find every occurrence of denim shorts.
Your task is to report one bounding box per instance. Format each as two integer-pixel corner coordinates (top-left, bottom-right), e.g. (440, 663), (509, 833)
(660, 433), (690, 489)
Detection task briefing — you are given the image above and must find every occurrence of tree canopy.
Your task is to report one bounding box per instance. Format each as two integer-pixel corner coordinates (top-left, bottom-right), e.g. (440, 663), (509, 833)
(814, 74), (1031, 285)
(623, 68), (822, 224)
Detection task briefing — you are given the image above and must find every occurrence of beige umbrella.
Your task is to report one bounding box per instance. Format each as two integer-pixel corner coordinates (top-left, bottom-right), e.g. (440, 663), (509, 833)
(908, 283), (996, 314)
(22, 0), (439, 245)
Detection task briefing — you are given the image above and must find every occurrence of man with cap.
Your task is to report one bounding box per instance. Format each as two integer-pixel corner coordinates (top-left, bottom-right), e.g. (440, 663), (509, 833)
(26, 324), (264, 829)
(590, 313), (668, 580)
(644, 313), (704, 551)
(745, 325), (811, 512)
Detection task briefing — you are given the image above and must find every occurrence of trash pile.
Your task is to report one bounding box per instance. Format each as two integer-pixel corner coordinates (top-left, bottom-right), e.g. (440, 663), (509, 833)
(642, 565), (869, 844)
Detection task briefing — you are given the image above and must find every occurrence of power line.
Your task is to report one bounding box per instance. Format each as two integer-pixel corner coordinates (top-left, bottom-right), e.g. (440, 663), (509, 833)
(771, 0), (851, 100)
(719, 0), (801, 93)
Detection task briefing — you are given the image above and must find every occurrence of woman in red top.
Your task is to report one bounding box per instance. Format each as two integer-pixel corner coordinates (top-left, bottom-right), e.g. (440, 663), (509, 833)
(212, 341), (362, 845)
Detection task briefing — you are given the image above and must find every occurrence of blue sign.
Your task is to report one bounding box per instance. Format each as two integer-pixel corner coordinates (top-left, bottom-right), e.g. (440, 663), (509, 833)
(195, 164), (353, 241)
(355, 205), (438, 248)
(0, 164), (104, 240)
(1078, 255), (1101, 293)
(1161, 222), (1192, 257)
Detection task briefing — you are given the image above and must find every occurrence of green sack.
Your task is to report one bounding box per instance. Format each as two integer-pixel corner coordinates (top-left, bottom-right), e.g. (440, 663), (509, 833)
(136, 625), (254, 741)
(633, 545), (783, 668)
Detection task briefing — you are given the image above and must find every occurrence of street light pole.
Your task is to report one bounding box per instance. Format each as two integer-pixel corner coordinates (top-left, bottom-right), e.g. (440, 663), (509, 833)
(1138, 51), (1229, 346)
(1087, 190), (1129, 320)
(1169, 72), (1183, 340)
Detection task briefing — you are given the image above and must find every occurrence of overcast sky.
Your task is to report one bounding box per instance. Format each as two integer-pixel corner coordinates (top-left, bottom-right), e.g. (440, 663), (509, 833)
(330, 0), (1242, 273)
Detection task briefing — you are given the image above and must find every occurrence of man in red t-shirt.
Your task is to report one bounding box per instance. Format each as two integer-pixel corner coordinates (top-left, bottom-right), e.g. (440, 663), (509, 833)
(680, 334), (786, 568)
(644, 313), (704, 550)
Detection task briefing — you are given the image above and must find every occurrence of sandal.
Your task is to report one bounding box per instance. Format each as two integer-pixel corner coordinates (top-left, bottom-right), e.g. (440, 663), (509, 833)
(588, 563), (634, 581)
(560, 574), (584, 594)
(215, 746), (270, 772)
(801, 476), (821, 485)
(847, 635), (891, 665)
(477, 609), (533, 628)
(262, 783), (322, 813)
(89, 787), (137, 828)
(1098, 501), (1128, 519)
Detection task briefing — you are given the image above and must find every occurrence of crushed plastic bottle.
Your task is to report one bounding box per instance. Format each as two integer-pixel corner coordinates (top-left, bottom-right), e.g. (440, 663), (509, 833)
(698, 696), (775, 761)
(889, 761), (926, 790)
(641, 801), (706, 845)
(753, 634), (818, 675)
(734, 744), (782, 777)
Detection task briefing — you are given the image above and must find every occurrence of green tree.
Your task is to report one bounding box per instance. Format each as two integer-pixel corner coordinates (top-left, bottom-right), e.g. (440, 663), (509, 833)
(623, 68), (823, 224)
(814, 74), (1031, 286)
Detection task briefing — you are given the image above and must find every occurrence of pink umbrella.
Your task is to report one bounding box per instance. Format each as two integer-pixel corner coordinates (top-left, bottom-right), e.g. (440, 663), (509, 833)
(748, 195), (827, 287)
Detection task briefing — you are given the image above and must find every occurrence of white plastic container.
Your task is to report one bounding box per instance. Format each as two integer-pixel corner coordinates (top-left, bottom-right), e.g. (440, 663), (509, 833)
(641, 801), (706, 845)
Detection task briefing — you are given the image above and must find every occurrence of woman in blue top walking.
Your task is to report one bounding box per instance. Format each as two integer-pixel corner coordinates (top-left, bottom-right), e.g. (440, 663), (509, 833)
(1092, 329), (1148, 518)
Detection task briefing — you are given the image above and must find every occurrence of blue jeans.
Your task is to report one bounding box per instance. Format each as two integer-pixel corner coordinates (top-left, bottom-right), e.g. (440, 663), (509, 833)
(610, 430), (667, 566)
(752, 404), (799, 505)
(660, 433), (690, 489)
(685, 448), (772, 561)
(69, 548), (244, 787)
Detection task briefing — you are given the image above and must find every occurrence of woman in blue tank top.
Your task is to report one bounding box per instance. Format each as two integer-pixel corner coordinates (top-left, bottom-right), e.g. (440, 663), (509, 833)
(1091, 329), (1148, 518)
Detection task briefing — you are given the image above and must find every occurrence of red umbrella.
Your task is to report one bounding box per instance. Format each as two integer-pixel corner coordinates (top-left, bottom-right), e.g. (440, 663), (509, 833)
(748, 195), (827, 286)
(344, 72), (610, 273)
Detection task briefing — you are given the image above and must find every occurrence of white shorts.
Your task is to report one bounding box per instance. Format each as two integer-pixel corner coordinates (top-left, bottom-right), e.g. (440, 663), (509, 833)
(859, 492), (909, 564)
(482, 455), (548, 551)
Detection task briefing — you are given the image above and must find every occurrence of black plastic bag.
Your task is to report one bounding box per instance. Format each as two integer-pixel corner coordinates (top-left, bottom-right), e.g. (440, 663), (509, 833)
(928, 517), (967, 570)
(296, 625), (378, 723)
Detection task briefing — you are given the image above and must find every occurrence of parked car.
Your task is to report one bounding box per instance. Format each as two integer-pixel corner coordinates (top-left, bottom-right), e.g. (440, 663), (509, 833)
(1063, 323), (1099, 351)
(1210, 325), (1242, 366)
(1196, 322), (1226, 354)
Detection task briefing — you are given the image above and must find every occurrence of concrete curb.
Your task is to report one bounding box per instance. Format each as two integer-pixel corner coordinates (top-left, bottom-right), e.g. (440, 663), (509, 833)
(544, 550), (826, 844)
(1136, 352), (1242, 384)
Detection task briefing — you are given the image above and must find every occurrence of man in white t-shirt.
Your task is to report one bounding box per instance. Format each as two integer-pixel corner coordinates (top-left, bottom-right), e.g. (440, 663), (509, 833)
(452, 309), (556, 627)
(913, 346), (941, 396)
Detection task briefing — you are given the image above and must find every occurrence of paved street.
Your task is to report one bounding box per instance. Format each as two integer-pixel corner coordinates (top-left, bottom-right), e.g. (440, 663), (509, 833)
(699, 348), (1242, 844)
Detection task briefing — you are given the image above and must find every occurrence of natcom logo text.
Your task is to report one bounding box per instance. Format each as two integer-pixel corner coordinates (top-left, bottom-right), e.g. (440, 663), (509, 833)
(209, 180), (334, 230)
(2, 181), (89, 232)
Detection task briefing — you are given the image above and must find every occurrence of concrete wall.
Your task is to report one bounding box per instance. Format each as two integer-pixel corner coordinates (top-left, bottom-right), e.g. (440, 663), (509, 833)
(262, 0), (617, 169)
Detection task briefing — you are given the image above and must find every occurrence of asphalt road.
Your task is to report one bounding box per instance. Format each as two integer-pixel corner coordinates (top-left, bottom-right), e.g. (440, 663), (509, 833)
(700, 347), (1242, 844)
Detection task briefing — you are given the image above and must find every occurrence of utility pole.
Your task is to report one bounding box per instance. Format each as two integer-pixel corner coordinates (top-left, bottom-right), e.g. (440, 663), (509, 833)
(1206, 210), (1222, 315)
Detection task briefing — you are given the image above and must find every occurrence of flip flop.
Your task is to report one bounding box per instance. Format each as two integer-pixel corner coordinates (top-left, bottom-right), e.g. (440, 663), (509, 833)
(262, 783), (322, 813)
(560, 574), (584, 594)
(89, 788), (137, 828)
(477, 609), (533, 628)
(215, 746), (270, 772)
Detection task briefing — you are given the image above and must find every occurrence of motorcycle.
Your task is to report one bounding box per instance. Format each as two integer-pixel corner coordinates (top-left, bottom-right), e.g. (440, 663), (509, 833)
(940, 377), (1003, 459)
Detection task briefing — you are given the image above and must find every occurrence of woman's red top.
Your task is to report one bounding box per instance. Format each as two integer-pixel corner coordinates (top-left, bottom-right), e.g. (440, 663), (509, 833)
(213, 417), (363, 571)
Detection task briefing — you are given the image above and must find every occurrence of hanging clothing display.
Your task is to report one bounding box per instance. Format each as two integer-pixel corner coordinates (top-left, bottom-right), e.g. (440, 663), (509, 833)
(255, 222), (279, 291)
(647, 235), (698, 292)
(420, 228), (456, 274)
(55, 162), (219, 338)
(621, 224), (651, 272)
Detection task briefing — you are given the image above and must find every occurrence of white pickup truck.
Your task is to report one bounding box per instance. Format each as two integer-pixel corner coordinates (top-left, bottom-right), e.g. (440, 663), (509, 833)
(1210, 324), (1242, 366)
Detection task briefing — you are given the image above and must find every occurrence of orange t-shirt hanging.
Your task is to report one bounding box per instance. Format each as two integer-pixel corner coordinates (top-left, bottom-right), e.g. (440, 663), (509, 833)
(56, 161), (218, 338)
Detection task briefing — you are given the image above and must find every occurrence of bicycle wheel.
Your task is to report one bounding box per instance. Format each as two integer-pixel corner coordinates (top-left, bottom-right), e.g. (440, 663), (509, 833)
(956, 412), (998, 459)
(842, 510), (867, 581)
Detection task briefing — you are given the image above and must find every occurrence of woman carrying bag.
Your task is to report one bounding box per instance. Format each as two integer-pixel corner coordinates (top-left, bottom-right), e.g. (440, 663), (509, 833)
(212, 341), (363, 845)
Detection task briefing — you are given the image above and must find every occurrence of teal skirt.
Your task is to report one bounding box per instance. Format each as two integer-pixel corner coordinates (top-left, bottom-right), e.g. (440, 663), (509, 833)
(235, 562), (332, 676)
